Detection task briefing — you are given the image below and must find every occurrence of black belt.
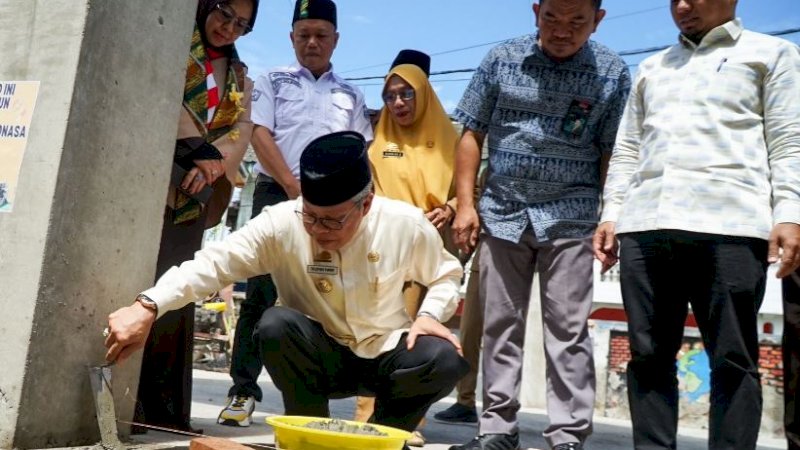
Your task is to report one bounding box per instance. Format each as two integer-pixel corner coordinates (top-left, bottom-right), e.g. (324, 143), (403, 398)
(256, 172), (277, 184)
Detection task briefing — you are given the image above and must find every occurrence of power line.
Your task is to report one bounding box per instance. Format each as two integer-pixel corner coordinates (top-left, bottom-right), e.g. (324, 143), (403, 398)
(618, 26), (800, 56)
(338, 5), (669, 75)
(345, 27), (800, 82)
(347, 68), (475, 82)
(338, 39), (513, 76)
(602, 5), (667, 21)
(354, 78), (474, 88)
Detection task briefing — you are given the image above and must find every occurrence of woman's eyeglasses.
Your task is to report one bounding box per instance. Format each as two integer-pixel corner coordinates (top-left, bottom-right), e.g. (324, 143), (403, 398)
(214, 3), (252, 35)
(382, 89), (415, 104)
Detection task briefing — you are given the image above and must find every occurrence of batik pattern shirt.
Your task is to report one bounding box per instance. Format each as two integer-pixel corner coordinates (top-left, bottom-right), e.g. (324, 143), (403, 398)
(455, 34), (630, 243)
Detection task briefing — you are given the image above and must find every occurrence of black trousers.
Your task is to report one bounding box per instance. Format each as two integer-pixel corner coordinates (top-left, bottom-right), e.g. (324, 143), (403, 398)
(135, 208), (206, 428)
(784, 269), (800, 450)
(256, 307), (470, 431)
(619, 230), (768, 450)
(227, 177), (286, 401)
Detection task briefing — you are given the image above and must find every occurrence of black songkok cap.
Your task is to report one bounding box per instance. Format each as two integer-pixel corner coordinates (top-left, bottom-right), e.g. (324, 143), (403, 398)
(293, 0), (337, 28)
(300, 132), (370, 206)
(390, 49), (431, 78)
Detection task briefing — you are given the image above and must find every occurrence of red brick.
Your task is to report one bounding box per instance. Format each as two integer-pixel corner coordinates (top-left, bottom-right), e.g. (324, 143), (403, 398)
(190, 437), (254, 450)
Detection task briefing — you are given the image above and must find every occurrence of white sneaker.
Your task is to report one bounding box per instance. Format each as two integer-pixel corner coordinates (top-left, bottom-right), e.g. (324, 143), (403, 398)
(217, 395), (255, 427)
(407, 430), (426, 447)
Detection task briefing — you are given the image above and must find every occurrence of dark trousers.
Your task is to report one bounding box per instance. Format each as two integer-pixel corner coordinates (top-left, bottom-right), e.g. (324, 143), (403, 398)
(228, 176), (287, 401)
(619, 230), (768, 450)
(784, 270), (800, 450)
(135, 208), (206, 428)
(256, 307), (470, 431)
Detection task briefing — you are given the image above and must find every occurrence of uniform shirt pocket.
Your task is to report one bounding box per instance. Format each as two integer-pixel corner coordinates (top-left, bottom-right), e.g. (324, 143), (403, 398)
(274, 86), (306, 128)
(329, 91), (355, 129)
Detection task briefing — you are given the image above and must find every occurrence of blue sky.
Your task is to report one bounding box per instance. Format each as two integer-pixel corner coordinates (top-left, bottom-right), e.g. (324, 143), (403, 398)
(236, 0), (800, 112)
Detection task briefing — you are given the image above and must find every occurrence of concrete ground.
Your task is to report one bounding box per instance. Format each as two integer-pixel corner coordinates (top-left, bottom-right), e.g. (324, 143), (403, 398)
(122, 369), (788, 450)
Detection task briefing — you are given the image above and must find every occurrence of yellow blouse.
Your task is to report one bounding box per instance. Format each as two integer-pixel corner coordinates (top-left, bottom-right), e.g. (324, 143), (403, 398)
(369, 64), (458, 212)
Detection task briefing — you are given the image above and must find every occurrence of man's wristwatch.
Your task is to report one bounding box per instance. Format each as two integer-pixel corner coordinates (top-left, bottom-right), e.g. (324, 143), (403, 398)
(416, 311), (440, 322)
(135, 294), (158, 314)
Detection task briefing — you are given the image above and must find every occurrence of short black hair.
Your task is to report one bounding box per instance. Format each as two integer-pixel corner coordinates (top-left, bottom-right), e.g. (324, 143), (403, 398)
(539, 0), (602, 10)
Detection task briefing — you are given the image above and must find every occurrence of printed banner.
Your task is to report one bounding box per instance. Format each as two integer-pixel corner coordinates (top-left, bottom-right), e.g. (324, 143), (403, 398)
(0, 81), (40, 213)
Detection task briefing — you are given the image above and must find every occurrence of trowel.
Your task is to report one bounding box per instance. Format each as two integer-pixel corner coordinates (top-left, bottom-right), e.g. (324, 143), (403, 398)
(88, 362), (125, 450)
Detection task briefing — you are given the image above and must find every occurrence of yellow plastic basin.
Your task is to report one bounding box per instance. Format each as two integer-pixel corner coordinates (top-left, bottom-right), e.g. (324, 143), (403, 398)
(266, 415), (412, 450)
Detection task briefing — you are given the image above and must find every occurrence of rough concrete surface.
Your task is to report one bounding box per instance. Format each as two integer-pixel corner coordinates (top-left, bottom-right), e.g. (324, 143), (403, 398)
(0, 0), (195, 447)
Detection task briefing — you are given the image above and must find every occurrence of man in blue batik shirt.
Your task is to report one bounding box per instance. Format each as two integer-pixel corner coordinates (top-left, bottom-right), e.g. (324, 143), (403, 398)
(449, 1), (630, 449)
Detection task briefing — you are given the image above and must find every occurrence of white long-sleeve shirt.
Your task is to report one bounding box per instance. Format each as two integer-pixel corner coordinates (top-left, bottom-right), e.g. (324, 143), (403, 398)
(602, 19), (800, 238)
(143, 196), (462, 358)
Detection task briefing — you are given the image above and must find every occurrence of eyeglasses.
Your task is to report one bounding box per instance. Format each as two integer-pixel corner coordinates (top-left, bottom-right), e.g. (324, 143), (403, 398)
(382, 88), (415, 104)
(295, 202), (361, 231)
(214, 3), (253, 34)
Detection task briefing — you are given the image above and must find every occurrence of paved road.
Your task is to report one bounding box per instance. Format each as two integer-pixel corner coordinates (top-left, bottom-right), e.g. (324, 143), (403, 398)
(126, 369), (787, 450)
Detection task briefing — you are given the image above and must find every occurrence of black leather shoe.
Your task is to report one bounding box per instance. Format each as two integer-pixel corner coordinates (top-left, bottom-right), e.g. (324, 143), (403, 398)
(433, 403), (479, 424)
(552, 443), (583, 450)
(448, 433), (520, 450)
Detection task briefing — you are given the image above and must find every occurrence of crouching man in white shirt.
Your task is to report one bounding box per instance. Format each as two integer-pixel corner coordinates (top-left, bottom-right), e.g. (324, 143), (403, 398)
(105, 131), (469, 438)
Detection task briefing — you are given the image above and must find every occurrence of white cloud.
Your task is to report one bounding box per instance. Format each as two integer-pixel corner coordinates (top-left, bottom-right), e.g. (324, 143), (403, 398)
(351, 15), (373, 24)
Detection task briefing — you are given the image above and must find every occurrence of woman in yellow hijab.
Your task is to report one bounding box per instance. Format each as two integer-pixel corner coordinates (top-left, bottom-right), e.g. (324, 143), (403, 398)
(360, 49), (460, 448)
(369, 50), (459, 235)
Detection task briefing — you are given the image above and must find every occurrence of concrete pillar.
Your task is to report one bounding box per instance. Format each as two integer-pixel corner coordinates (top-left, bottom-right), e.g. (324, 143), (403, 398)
(0, 0), (195, 447)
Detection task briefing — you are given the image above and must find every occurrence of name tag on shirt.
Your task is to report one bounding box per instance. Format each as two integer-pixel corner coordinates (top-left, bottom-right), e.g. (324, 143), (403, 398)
(307, 265), (339, 276)
(383, 142), (404, 158)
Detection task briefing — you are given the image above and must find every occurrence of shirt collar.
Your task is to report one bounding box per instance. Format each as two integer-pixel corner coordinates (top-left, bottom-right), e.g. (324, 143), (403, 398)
(678, 18), (743, 50)
(289, 60), (336, 81)
(529, 33), (592, 65)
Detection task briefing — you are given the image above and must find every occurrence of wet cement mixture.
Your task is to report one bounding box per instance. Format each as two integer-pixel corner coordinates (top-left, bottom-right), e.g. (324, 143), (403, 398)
(303, 418), (388, 436)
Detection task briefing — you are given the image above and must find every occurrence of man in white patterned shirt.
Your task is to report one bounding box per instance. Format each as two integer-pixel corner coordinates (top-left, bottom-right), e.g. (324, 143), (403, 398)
(593, 0), (800, 448)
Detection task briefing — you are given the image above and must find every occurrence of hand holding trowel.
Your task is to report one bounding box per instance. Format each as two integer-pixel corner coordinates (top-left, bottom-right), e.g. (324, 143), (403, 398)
(89, 299), (158, 449)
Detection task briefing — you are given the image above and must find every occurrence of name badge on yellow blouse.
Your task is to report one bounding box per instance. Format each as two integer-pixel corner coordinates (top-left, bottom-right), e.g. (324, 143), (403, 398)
(307, 265), (339, 276)
(382, 142), (403, 158)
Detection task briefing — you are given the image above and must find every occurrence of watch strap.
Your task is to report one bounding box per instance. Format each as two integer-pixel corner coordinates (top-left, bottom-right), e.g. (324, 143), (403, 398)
(416, 310), (440, 322)
(135, 294), (159, 313)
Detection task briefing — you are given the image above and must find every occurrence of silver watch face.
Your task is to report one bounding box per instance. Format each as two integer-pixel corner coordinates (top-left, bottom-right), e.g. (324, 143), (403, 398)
(137, 295), (157, 309)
